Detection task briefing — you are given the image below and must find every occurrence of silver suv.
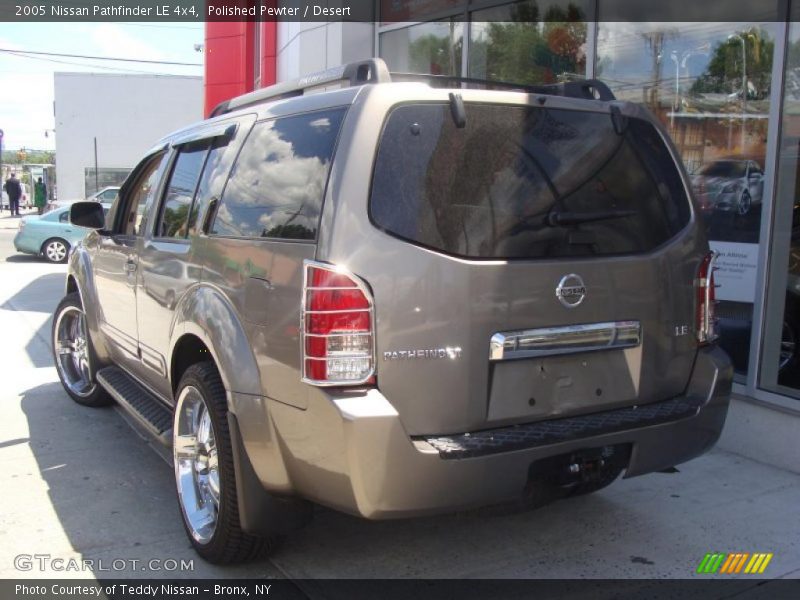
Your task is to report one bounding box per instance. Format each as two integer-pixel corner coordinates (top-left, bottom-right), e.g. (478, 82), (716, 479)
(53, 59), (732, 564)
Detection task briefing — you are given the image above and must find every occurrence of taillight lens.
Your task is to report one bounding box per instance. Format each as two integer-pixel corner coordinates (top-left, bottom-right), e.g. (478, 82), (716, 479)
(696, 251), (719, 345)
(302, 261), (375, 386)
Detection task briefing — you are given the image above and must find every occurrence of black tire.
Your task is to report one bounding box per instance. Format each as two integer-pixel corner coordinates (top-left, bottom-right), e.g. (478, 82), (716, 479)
(42, 237), (70, 263)
(52, 293), (112, 407)
(174, 362), (275, 564)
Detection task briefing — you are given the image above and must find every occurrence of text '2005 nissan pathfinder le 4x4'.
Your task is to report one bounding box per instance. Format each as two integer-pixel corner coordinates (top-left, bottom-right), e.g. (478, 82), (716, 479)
(53, 59), (732, 564)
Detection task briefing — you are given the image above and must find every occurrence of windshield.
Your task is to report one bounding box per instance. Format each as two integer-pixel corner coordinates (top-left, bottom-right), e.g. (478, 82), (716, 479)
(370, 103), (691, 259)
(698, 161), (747, 178)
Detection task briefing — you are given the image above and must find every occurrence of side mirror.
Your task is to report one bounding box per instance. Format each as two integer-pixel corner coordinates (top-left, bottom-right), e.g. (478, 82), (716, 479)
(70, 201), (105, 229)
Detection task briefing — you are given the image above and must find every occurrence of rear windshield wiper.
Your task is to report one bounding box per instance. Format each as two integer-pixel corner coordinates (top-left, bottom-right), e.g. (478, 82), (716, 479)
(545, 209), (637, 227)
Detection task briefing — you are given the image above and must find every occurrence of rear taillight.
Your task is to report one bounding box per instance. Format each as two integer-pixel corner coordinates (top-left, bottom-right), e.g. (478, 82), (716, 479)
(301, 260), (375, 386)
(696, 251), (719, 345)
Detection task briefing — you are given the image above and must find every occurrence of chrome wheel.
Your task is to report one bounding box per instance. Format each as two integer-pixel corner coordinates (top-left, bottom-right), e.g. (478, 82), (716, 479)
(44, 239), (68, 263)
(54, 305), (95, 397)
(738, 192), (752, 216)
(174, 386), (220, 544)
(779, 321), (796, 372)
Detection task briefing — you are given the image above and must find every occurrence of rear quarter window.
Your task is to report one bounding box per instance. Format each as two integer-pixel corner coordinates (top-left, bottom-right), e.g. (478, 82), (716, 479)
(370, 103), (691, 260)
(211, 108), (346, 240)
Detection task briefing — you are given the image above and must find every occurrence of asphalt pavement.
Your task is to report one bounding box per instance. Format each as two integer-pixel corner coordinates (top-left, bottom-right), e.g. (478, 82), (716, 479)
(0, 217), (798, 590)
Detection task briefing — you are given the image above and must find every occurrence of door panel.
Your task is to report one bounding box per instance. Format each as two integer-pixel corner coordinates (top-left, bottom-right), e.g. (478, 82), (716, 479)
(136, 116), (255, 398)
(93, 151), (168, 372)
(94, 236), (139, 363)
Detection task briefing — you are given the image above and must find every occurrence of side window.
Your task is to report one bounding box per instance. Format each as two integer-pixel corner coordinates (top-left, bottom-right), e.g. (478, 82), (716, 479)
(188, 137), (236, 236)
(211, 108), (346, 240)
(122, 153), (167, 236)
(157, 142), (209, 239)
(58, 211), (69, 223)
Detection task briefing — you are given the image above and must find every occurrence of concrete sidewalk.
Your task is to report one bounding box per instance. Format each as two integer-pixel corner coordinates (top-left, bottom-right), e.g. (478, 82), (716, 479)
(0, 209), (39, 230)
(0, 228), (798, 587)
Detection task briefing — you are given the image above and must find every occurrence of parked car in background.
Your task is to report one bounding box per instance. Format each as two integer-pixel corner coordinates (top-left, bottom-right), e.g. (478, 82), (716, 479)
(2, 182), (29, 210)
(692, 159), (764, 216)
(44, 186), (119, 214)
(14, 203), (111, 263)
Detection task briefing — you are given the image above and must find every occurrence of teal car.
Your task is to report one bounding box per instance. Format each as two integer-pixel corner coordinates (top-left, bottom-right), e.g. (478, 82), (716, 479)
(13, 204), (110, 263)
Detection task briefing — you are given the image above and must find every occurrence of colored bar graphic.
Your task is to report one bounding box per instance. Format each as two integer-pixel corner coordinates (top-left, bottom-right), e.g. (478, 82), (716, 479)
(697, 553), (713, 574)
(734, 553), (750, 574)
(720, 554), (736, 574)
(698, 552), (773, 575)
(758, 554), (773, 574)
(711, 553), (726, 573)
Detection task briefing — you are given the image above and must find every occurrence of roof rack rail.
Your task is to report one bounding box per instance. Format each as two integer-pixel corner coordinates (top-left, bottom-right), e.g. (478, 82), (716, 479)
(209, 58), (391, 117)
(389, 72), (615, 101)
(208, 58), (616, 118)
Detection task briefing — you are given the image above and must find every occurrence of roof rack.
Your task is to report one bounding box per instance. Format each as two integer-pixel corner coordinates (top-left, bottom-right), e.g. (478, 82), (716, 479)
(389, 72), (616, 101)
(209, 58), (615, 117)
(209, 58), (391, 117)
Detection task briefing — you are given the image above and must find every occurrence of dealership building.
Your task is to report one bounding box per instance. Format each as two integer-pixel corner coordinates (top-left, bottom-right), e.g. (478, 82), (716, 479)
(54, 73), (203, 201)
(205, 2), (800, 470)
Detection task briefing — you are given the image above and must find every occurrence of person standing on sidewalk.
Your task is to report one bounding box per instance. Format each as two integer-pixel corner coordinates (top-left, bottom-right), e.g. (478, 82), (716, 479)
(3, 172), (22, 216)
(34, 177), (46, 215)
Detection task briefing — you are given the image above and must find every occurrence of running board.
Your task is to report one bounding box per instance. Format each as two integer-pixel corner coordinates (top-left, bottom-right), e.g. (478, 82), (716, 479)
(97, 366), (173, 447)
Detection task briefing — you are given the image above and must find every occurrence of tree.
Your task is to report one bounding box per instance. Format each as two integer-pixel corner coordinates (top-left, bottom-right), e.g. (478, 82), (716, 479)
(408, 25), (463, 75)
(468, 3), (587, 84)
(690, 28), (774, 100)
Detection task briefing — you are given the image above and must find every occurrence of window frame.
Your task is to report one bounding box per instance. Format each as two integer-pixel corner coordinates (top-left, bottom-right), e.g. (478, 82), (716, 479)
(208, 106), (348, 243)
(111, 148), (168, 238)
(152, 141), (212, 242)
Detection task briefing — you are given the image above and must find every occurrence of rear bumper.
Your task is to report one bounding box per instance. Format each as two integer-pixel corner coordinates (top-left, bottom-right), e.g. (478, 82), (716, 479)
(13, 232), (39, 255)
(237, 345), (732, 519)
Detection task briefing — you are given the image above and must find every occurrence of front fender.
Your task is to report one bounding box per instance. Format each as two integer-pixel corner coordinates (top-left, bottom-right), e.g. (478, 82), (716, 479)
(171, 284), (262, 398)
(67, 241), (112, 365)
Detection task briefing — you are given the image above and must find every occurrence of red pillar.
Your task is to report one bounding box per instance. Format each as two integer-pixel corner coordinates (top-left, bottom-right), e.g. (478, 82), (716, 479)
(261, 21), (277, 88)
(204, 20), (278, 118)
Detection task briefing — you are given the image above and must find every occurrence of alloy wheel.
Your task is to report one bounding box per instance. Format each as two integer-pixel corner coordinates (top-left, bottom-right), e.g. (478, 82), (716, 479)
(45, 240), (68, 263)
(738, 192), (752, 216)
(54, 306), (95, 397)
(174, 386), (220, 544)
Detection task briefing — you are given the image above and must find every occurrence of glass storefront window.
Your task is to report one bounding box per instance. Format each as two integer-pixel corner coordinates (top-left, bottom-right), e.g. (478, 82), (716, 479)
(84, 167), (132, 197)
(469, 0), (589, 84)
(379, 20), (464, 76)
(597, 21), (777, 377)
(760, 18), (800, 398)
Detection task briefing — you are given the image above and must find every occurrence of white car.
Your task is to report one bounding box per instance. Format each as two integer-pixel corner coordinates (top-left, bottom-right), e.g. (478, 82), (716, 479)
(44, 185), (120, 214)
(2, 182), (29, 210)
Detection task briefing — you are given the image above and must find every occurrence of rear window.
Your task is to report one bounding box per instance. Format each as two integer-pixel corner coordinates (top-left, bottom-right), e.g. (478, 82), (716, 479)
(370, 103), (691, 259)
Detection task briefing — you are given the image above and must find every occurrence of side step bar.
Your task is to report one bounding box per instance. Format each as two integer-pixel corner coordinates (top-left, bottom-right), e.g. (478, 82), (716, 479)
(97, 366), (173, 447)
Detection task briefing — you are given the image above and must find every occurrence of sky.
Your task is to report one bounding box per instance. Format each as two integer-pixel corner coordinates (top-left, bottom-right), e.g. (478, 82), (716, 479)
(0, 22), (205, 152)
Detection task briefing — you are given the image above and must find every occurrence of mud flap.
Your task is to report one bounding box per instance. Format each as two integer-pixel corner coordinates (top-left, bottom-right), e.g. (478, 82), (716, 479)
(227, 413), (313, 536)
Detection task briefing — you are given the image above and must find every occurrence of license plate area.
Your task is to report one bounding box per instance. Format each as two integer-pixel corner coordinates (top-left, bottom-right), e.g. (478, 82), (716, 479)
(487, 347), (641, 425)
